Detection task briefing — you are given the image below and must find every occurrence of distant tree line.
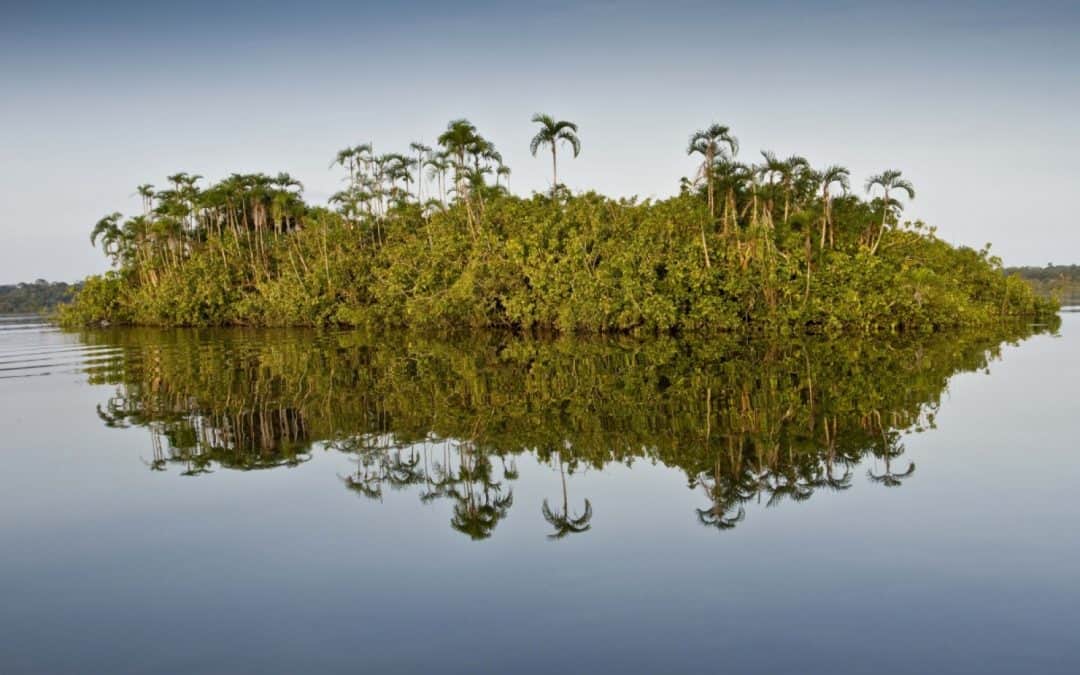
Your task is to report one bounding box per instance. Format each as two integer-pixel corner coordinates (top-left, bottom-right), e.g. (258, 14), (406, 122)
(0, 280), (78, 314)
(1006, 265), (1080, 304)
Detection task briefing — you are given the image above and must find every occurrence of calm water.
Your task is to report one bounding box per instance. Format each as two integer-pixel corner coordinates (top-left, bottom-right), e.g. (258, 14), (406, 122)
(1, 314), (1078, 674)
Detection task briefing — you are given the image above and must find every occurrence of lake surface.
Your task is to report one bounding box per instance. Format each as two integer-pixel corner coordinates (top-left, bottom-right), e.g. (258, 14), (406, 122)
(1, 314), (1078, 674)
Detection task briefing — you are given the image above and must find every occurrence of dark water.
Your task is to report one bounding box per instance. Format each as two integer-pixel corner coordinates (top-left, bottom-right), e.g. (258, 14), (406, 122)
(1, 314), (1078, 674)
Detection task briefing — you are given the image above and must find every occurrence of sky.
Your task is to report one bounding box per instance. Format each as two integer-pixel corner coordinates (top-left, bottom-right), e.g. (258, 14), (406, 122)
(1, 0), (1078, 283)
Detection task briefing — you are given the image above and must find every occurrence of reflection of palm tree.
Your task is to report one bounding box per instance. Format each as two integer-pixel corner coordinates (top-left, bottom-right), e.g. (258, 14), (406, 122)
(867, 426), (916, 487)
(340, 443), (425, 499)
(445, 440), (514, 540)
(542, 454), (593, 539)
(696, 502), (744, 530)
(867, 456), (916, 487)
(815, 463), (853, 492)
(764, 469), (815, 507)
(693, 443), (749, 531)
(815, 416), (853, 492)
(501, 457), (519, 481)
(451, 490), (513, 541)
(342, 466), (384, 500)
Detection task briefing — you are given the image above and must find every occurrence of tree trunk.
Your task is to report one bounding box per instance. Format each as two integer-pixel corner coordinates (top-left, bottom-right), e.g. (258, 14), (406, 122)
(416, 152), (423, 203)
(820, 189), (830, 249)
(706, 147), (715, 219)
(551, 145), (558, 189)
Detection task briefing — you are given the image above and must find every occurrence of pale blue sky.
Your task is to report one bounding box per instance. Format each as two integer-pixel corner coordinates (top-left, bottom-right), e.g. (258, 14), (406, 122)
(2, 0), (1078, 282)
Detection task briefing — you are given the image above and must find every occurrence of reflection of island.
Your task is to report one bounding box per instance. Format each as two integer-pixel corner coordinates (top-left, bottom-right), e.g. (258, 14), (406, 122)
(82, 321), (1054, 538)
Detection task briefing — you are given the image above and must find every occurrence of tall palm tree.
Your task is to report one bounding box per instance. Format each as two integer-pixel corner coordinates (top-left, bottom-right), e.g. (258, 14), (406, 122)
(438, 119), (480, 197)
(816, 165), (850, 247)
(777, 155), (809, 223)
(756, 150), (787, 222)
(469, 137), (501, 173)
(529, 113), (580, 188)
(135, 184), (155, 217)
(865, 169), (915, 253)
(409, 141), (431, 202)
(330, 146), (357, 183)
(426, 153), (451, 204)
(687, 123), (738, 218)
(495, 164), (511, 191)
(713, 158), (750, 234)
(90, 212), (124, 266)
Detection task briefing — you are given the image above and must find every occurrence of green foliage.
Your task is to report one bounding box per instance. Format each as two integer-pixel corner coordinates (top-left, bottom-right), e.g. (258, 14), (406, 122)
(57, 273), (130, 325)
(61, 119), (1058, 333)
(62, 193), (1057, 333)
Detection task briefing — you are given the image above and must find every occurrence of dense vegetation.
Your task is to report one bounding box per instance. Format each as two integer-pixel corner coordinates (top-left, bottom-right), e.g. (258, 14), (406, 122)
(1005, 265), (1080, 305)
(81, 321), (1052, 538)
(0, 280), (77, 314)
(61, 117), (1055, 333)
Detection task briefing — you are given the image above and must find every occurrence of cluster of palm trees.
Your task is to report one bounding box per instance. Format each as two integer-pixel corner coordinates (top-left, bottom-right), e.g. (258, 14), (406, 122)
(339, 438), (518, 540)
(91, 171), (307, 285)
(329, 119), (510, 233)
(92, 112), (588, 275)
(90, 113), (917, 293)
(338, 436), (594, 540)
(319, 114), (914, 265)
(326, 114), (584, 237)
(691, 412), (918, 532)
(683, 121), (915, 265)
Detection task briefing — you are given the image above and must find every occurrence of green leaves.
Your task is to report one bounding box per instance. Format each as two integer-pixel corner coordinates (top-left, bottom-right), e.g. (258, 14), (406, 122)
(67, 119), (1055, 335)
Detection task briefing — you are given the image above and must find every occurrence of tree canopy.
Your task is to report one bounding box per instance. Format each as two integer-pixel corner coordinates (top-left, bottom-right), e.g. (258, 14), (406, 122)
(60, 117), (1057, 333)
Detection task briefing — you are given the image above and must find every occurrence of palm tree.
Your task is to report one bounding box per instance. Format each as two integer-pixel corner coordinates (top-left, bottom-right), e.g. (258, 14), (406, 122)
(713, 158), (750, 234)
(495, 164), (511, 191)
(785, 155), (810, 222)
(865, 169), (915, 253)
(541, 454), (592, 539)
(330, 146), (357, 184)
(687, 123), (738, 218)
(426, 152), (451, 204)
(769, 154), (809, 223)
(437, 119), (479, 192)
(816, 165), (850, 247)
(409, 141), (431, 202)
(469, 137), (501, 173)
(756, 150), (787, 223)
(90, 212), (124, 266)
(529, 113), (580, 189)
(135, 184), (155, 217)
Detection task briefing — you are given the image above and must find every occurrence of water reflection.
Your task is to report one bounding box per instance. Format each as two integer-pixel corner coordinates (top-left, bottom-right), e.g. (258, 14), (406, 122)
(79, 323), (1054, 538)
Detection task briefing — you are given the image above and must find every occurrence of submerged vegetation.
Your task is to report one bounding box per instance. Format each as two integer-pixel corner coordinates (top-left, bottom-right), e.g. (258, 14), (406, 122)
(61, 117), (1055, 333)
(80, 321), (1053, 538)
